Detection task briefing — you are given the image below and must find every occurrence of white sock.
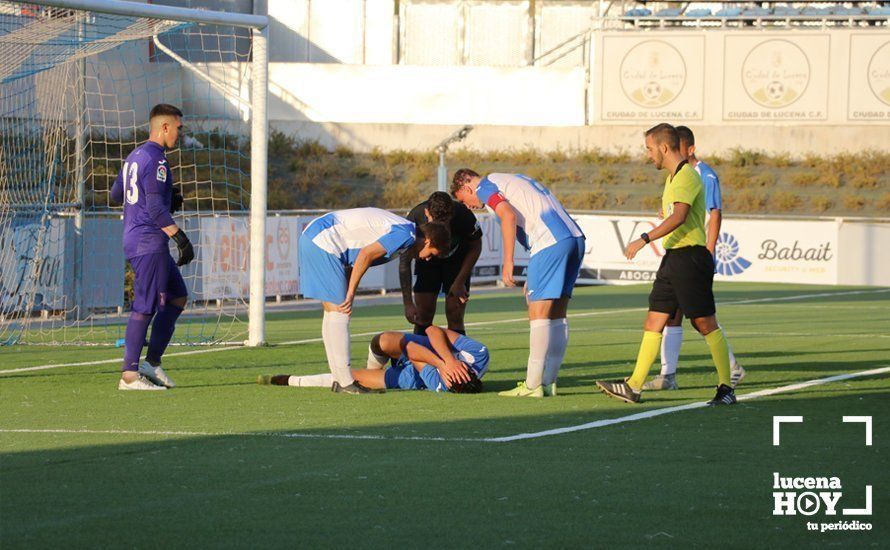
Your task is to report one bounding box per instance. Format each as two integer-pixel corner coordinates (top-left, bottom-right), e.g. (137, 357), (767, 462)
(288, 373), (334, 387)
(719, 324), (739, 367)
(660, 326), (683, 376)
(543, 318), (569, 385)
(367, 345), (389, 370)
(526, 319), (551, 389)
(322, 311), (353, 385)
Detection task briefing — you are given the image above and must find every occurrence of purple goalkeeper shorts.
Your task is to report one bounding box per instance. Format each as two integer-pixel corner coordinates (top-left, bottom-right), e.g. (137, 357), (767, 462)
(129, 252), (188, 315)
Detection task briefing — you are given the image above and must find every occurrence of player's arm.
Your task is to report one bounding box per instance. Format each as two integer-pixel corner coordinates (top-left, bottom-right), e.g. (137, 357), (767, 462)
(423, 325), (471, 385)
(707, 208), (722, 255)
(110, 170), (124, 205)
(142, 166), (193, 266)
(450, 237), (481, 303)
(625, 202), (690, 260)
(399, 246), (418, 323)
(339, 241), (387, 315)
(704, 174), (723, 255)
(146, 189), (193, 267)
(493, 201), (518, 287)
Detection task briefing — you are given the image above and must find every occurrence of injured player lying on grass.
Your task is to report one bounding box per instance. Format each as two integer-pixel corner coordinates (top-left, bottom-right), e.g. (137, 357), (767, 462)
(258, 325), (489, 394)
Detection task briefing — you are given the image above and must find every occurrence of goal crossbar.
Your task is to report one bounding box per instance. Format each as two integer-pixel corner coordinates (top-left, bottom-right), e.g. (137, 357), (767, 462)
(31, 0), (268, 29)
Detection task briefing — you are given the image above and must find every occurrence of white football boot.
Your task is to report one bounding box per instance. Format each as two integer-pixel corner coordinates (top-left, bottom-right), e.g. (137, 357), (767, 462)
(138, 361), (177, 388)
(118, 374), (167, 391)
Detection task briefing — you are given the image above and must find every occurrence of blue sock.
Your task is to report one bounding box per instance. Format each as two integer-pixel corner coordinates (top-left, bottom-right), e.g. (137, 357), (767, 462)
(146, 304), (183, 364)
(123, 312), (152, 372)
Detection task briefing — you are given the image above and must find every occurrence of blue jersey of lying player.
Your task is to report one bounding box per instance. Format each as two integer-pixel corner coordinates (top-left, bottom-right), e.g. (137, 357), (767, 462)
(695, 160), (722, 213)
(111, 141), (175, 259)
(385, 332), (490, 392)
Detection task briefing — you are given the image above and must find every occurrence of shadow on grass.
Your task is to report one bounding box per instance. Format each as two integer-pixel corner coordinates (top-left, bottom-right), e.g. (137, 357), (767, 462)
(0, 388), (886, 548)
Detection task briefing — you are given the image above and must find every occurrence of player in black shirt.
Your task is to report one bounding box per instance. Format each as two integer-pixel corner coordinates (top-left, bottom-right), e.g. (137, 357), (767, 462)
(400, 191), (483, 335)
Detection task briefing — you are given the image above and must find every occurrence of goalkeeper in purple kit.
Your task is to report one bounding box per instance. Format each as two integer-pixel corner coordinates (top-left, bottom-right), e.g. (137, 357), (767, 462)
(110, 104), (193, 391)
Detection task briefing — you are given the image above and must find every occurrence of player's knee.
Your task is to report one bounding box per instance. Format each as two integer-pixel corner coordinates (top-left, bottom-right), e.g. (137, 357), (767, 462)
(370, 333), (384, 356)
(643, 317), (665, 332)
(170, 295), (187, 309)
(444, 297), (465, 320)
(414, 310), (434, 326)
(377, 331), (402, 355)
(691, 316), (718, 335)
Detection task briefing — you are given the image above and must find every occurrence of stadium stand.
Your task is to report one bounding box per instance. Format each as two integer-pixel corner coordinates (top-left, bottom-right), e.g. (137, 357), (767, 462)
(616, 1), (889, 28)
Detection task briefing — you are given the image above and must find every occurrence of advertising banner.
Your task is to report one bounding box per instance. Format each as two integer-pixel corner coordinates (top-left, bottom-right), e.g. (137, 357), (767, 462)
(473, 213), (529, 282)
(600, 34), (705, 121)
(474, 213), (839, 286)
(198, 215), (302, 299)
(847, 33), (890, 121)
(569, 214), (839, 285)
(723, 34), (830, 121)
(0, 216), (71, 311)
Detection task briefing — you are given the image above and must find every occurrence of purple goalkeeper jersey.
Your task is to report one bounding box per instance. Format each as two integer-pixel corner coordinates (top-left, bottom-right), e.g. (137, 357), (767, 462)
(111, 141), (176, 259)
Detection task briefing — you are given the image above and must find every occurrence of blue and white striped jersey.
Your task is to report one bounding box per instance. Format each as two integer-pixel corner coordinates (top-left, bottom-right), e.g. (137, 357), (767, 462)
(476, 173), (584, 256)
(304, 207), (416, 266)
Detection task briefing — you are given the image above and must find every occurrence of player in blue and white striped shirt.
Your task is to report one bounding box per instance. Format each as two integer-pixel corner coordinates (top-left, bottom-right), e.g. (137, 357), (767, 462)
(645, 126), (744, 391)
(299, 207), (451, 394)
(451, 169), (586, 397)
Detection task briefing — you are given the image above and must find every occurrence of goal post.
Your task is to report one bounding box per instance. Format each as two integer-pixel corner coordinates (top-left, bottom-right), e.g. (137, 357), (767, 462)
(0, 0), (269, 347)
(248, 22), (267, 348)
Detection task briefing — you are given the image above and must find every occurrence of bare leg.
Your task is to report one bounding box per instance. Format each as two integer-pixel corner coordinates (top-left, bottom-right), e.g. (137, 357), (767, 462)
(413, 292), (438, 333)
(351, 369), (387, 390)
(444, 294), (467, 333)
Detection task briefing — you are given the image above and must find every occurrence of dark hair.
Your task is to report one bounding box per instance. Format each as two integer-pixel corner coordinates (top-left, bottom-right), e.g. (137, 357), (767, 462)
(675, 125), (695, 146)
(645, 123), (680, 151)
(418, 221), (451, 252)
(449, 365), (483, 394)
(450, 168), (480, 197)
(427, 191), (454, 222)
(150, 103), (183, 120)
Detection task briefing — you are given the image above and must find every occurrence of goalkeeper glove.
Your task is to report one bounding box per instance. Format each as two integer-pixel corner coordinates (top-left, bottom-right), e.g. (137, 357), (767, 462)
(171, 230), (195, 267)
(170, 186), (184, 214)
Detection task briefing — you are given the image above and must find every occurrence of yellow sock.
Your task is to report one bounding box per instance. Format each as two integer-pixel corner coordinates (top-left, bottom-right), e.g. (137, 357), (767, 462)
(627, 331), (663, 390)
(705, 329), (731, 387)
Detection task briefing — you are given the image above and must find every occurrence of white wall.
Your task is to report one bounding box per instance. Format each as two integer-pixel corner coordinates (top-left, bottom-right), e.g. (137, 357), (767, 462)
(268, 63), (587, 125)
(838, 221), (890, 286)
(268, 0), (395, 63)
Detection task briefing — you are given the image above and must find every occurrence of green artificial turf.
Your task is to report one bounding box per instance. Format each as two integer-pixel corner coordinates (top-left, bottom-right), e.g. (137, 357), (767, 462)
(1, 283), (888, 547)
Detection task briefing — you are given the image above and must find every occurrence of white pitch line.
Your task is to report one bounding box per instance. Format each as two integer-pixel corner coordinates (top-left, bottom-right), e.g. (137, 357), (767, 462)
(488, 365), (890, 442)
(2, 366), (888, 443)
(2, 288), (887, 375)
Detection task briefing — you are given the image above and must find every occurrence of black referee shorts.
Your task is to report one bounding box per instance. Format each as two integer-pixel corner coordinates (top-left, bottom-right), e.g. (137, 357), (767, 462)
(648, 245), (716, 319)
(413, 256), (470, 295)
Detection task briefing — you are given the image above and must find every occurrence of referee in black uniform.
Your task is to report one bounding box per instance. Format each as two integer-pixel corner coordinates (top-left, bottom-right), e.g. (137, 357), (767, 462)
(399, 191), (483, 335)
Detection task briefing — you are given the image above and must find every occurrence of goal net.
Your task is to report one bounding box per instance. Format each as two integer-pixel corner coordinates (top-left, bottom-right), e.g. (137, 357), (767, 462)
(0, 0), (268, 347)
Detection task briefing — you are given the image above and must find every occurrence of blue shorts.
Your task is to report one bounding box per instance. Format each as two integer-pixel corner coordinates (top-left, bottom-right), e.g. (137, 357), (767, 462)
(299, 228), (346, 304)
(383, 333), (489, 392)
(526, 236), (585, 302)
(129, 252), (187, 315)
